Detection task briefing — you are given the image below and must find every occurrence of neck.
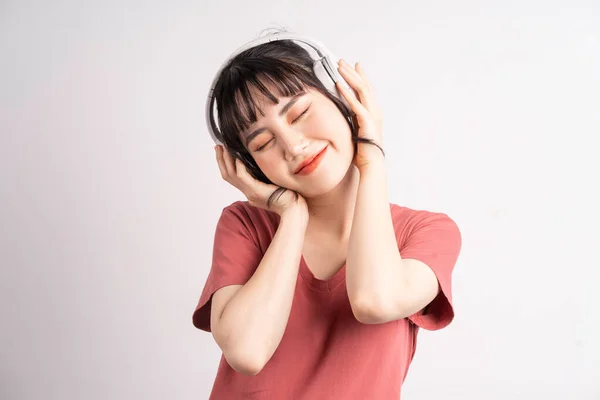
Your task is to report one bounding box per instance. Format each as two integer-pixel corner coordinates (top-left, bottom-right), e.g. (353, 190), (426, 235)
(304, 165), (360, 242)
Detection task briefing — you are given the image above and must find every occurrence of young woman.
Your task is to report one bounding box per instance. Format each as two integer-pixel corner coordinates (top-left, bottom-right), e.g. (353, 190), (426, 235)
(192, 33), (462, 399)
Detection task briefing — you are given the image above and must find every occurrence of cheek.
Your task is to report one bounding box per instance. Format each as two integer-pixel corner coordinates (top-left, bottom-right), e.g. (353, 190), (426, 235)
(318, 102), (351, 135)
(255, 156), (286, 182)
(320, 111), (353, 148)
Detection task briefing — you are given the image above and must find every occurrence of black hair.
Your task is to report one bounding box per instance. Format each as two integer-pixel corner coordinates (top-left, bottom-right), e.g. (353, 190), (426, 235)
(209, 31), (384, 209)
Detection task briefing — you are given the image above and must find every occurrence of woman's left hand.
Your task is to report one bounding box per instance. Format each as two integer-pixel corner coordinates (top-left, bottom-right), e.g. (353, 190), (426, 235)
(336, 59), (384, 172)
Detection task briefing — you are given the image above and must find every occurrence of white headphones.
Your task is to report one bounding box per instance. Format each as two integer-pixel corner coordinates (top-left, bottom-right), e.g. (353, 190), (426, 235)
(205, 33), (357, 145)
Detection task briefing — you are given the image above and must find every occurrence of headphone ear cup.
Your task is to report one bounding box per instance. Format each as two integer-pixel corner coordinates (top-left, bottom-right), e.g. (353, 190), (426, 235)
(313, 54), (358, 108)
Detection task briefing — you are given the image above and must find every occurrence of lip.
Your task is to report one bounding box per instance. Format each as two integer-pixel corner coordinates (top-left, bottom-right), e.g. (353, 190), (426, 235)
(294, 146), (328, 175)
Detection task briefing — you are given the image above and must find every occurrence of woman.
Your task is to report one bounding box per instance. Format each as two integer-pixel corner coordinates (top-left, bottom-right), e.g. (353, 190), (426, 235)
(192, 32), (462, 399)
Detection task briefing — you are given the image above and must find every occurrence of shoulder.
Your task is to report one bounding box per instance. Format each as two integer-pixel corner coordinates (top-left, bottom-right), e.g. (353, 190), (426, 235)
(217, 200), (280, 244)
(389, 203), (460, 245)
(389, 202), (454, 224)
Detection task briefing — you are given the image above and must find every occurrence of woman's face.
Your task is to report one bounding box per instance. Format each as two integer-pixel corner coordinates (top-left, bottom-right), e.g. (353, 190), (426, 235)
(240, 86), (354, 198)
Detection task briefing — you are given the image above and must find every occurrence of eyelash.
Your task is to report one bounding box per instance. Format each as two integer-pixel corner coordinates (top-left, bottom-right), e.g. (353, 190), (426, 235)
(256, 105), (311, 151)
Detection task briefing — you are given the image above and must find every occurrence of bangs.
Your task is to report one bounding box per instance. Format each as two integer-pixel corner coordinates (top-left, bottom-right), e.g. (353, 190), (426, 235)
(215, 57), (319, 142)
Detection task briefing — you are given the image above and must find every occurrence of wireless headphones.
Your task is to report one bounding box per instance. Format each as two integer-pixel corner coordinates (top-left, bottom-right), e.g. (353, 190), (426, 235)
(205, 32), (358, 145)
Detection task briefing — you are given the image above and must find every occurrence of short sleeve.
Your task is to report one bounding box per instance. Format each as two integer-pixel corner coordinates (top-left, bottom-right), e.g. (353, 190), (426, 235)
(192, 203), (263, 332)
(397, 210), (462, 331)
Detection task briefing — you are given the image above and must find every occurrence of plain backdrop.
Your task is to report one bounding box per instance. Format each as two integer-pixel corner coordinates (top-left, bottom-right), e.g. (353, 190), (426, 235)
(1, 1), (599, 399)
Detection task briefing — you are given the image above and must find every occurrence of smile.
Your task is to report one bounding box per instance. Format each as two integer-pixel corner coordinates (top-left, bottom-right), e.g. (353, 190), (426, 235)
(295, 146), (328, 176)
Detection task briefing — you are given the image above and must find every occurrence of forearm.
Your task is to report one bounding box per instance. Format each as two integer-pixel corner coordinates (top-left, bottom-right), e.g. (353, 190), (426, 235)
(346, 161), (407, 322)
(218, 205), (308, 369)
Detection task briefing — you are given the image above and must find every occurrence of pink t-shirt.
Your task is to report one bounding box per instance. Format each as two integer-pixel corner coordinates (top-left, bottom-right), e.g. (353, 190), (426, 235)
(193, 201), (461, 399)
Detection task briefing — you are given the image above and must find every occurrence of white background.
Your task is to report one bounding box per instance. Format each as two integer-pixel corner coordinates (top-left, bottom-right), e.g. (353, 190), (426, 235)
(1, 0), (599, 399)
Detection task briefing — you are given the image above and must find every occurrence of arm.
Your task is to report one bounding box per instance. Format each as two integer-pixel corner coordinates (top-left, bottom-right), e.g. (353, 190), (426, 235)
(335, 60), (449, 325)
(346, 157), (440, 324)
(211, 205), (308, 375)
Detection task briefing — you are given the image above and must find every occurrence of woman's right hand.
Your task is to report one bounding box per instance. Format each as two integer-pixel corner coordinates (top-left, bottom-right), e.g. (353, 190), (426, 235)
(215, 145), (307, 217)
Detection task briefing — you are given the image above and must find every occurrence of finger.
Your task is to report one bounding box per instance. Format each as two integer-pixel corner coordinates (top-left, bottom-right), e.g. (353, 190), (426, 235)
(355, 63), (384, 121)
(215, 146), (229, 180)
(337, 61), (375, 111)
(236, 158), (270, 191)
(235, 158), (270, 203)
(235, 158), (251, 182)
(355, 62), (374, 93)
(219, 145), (237, 177)
(336, 81), (369, 120)
(342, 61), (382, 121)
(338, 61), (368, 99)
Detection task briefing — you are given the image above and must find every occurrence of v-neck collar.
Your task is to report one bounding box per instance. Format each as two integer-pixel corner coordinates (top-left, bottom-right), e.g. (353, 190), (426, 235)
(299, 254), (346, 292)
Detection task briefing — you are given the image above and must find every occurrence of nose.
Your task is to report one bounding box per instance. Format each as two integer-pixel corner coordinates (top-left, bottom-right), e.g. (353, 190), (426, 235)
(279, 128), (309, 161)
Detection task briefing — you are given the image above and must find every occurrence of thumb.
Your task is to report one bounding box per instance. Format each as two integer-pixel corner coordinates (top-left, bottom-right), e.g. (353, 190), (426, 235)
(235, 158), (268, 191)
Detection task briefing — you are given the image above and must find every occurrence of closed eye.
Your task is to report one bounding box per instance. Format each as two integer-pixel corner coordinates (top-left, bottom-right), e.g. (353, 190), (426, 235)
(255, 104), (312, 152)
(292, 105), (311, 123)
(256, 139), (272, 151)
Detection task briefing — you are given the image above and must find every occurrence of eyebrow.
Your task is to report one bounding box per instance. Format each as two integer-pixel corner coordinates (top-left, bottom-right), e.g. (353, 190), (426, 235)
(243, 92), (306, 146)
